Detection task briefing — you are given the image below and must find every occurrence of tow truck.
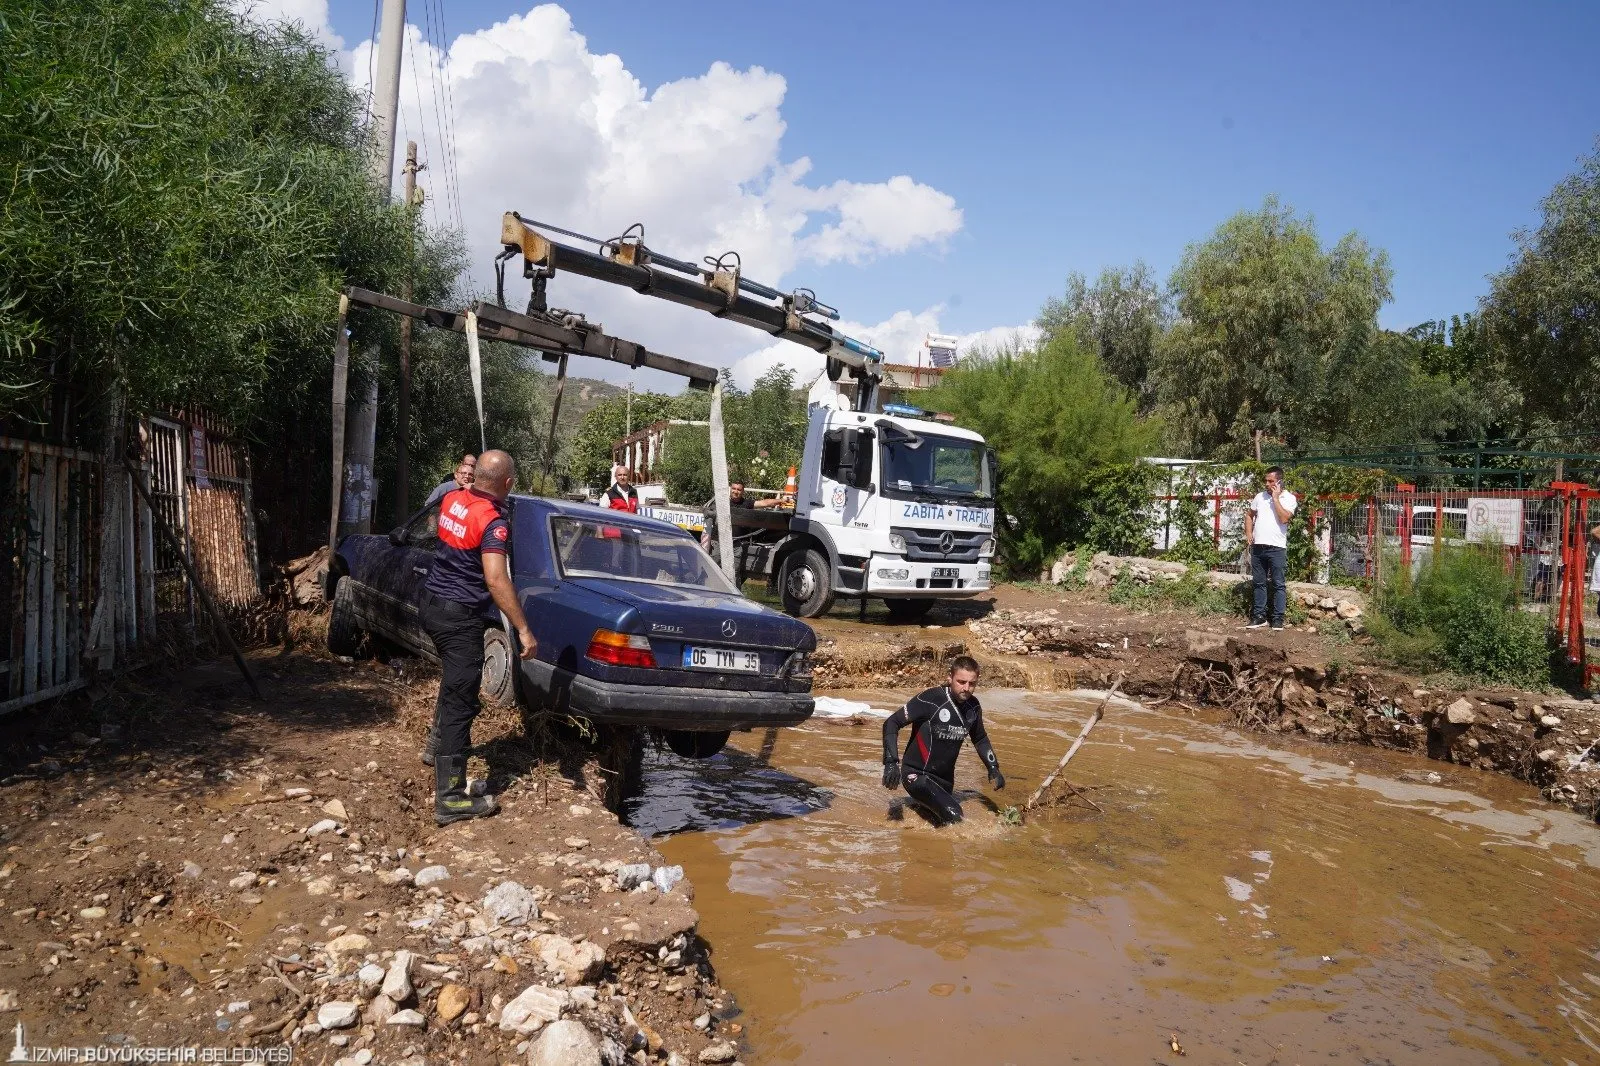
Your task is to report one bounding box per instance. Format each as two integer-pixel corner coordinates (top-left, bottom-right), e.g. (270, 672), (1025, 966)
(498, 214), (999, 620)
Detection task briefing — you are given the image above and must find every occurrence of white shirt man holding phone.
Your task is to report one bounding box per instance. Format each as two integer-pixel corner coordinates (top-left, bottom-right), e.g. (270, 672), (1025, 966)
(1244, 466), (1297, 631)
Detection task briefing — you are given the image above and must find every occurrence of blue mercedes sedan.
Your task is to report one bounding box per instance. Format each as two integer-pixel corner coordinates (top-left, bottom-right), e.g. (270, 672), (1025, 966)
(326, 495), (816, 759)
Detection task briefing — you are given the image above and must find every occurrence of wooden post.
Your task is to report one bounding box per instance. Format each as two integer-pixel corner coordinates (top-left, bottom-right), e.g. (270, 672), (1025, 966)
(125, 461), (262, 700)
(328, 294), (350, 559)
(396, 141), (420, 518)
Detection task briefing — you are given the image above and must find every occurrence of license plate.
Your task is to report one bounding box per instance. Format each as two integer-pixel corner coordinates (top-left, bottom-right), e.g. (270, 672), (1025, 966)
(682, 646), (761, 673)
(931, 567), (960, 579)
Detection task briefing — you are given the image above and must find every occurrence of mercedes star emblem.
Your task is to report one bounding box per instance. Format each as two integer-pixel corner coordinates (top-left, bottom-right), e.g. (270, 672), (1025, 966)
(939, 531), (956, 554)
(721, 619), (738, 638)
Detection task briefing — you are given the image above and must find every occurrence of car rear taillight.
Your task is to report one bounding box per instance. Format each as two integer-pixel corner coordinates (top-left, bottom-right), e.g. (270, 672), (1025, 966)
(586, 629), (656, 668)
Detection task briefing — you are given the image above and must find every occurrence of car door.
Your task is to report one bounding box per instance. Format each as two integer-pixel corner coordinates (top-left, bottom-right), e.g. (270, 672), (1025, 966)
(394, 503), (442, 654)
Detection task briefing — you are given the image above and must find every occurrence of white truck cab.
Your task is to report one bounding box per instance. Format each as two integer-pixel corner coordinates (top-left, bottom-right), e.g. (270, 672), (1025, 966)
(749, 399), (997, 620)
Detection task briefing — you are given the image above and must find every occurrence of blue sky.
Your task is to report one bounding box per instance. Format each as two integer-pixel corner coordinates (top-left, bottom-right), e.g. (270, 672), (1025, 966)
(315, 0), (1599, 363)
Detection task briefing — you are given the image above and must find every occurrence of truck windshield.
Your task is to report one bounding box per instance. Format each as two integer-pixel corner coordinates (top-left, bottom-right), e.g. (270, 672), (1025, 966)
(880, 433), (993, 502)
(551, 517), (736, 593)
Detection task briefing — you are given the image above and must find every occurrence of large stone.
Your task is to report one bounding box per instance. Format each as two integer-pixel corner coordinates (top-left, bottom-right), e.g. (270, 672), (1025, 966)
(365, 995), (398, 1026)
(321, 799), (349, 821)
(698, 1044), (738, 1065)
(482, 881), (539, 925)
(1445, 699), (1477, 726)
(414, 865), (451, 887)
(382, 950), (416, 1002)
(436, 983), (470, 1023)
(527, 1020), (602, 1066)
(386, 1009), (426, 1028)
(356, 963), (385, 991)
(305, 819), (340, 838)
(1335, 600), (1363, 620)
(325, 933), (370, 956)
(534, 934), (606, 985)
(317, 1002), (360, 1030)
(498, 984), (571, 1035)
(651, 866), (684, 894)
(615, 864), (652, 892)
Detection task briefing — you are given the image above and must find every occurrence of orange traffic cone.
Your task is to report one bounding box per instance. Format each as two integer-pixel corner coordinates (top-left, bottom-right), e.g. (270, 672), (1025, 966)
(782, 466), (797, 505)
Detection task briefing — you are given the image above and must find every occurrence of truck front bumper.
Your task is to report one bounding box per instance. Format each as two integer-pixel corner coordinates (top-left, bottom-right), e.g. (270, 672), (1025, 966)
(863, 556), (992, 596)
(520, 659), (814, 731)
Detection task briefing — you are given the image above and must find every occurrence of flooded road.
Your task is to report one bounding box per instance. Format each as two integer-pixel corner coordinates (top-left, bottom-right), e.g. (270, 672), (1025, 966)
(625, 690), (1600, 1065)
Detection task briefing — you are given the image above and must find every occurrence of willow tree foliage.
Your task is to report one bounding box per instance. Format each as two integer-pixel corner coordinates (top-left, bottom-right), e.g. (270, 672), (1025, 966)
(0, 0), (418, 435)
(1153, 197), (1393, 460)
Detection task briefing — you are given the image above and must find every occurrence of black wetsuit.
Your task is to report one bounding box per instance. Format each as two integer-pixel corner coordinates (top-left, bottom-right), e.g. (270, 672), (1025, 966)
(882, 685), (1001, 825)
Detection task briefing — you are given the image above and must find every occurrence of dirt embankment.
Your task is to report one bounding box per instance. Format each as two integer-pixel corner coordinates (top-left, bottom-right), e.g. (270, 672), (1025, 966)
(811, 587), (1600, 819)
(0, 651), (748, 1066)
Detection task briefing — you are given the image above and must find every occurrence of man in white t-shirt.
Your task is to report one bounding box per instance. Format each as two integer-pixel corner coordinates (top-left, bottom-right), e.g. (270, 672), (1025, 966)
(1244, 466), (1297, 631)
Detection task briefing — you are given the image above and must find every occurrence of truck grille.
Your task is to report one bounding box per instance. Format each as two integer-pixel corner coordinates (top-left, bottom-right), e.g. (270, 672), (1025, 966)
(890, 526), (987, 563)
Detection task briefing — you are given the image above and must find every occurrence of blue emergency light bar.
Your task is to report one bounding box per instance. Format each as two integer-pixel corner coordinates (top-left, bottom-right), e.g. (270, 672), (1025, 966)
(883, 402), (958, 423)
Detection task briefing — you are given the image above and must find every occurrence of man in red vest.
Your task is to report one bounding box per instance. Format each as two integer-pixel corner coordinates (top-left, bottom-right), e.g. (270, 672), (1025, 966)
(603, 464), (639, 512)
(421, 449), (537, 826)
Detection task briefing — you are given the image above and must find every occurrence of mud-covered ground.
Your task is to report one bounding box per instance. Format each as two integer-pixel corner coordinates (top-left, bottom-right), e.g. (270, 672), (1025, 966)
(1, 578), (1596, 1064)
(808, 582), (1600, 818)
(0, 650), (747, 1066)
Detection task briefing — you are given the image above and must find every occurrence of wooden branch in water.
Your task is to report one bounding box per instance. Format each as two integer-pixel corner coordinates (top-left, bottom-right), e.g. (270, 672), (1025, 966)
(1026, 674), (1122, 811)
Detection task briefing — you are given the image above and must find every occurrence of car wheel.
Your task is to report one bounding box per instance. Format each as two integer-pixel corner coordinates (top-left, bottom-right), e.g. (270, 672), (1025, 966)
(326, 576), (363, 657)
(779, 548), (834, 618)
(597, 724), (643, 814)
(480, 628), (517, 708)
(663, 729), (730, 760)
(884, 598), (935, 623)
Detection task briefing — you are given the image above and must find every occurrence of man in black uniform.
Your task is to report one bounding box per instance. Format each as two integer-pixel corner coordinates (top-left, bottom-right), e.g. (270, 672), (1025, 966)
(420, 449), (537, 826)
(881, 656), (1005, 825)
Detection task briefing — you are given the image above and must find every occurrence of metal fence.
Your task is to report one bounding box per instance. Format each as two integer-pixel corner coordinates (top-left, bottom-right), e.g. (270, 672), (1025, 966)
(1, 413), (261, 715)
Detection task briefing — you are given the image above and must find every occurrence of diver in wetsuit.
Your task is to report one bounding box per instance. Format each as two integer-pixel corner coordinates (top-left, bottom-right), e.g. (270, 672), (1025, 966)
(881, 656), (1005, 825)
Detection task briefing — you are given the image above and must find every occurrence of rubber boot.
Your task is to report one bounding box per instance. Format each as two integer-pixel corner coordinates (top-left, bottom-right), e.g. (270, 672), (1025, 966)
(434, 755), (498, 827)
(420, 719), (439, 766)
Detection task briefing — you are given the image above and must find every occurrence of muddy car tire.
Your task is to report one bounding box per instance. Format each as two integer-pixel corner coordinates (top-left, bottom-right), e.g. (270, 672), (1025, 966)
(597, 724), (644, 813)
(481, 628), (517, 708)
(779, 548), (834, 618)
(884, 598), (934, 623)
(326, 577), (363, 657)
(663, 729), (730, 760)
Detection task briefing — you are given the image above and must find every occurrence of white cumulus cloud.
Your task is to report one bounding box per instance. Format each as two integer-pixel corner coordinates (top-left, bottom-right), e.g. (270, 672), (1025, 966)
(268, 2), (1013, 390)
(229, 0), (343, 49)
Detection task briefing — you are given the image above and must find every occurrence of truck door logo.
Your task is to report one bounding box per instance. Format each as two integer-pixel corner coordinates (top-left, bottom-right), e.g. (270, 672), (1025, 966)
(721, 619), (738, 638)
(830, 486), (846, 510)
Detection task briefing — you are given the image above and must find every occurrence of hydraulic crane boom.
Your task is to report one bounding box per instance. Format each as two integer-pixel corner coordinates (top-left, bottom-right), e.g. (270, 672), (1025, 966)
(499, 212), (885, 410)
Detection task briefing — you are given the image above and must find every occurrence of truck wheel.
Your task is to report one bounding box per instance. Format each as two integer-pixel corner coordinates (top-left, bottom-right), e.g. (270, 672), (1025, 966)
(884, 598), (935, 623)
(663, 730), (730, 760)
(480, 628), (517, 708)
(326, 577), (363, 657)
(779, 548), (835, 618)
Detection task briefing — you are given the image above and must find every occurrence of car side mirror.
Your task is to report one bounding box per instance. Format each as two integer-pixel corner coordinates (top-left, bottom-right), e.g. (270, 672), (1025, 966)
(388, 528), (406, 547)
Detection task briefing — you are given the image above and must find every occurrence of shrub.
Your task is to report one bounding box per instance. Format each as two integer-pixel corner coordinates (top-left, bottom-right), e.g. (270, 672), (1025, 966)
(1370, 545), (1549, 686)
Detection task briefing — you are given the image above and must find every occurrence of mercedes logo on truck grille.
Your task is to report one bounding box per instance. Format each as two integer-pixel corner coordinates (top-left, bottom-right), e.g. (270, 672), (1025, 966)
(939, 531), (956, 554)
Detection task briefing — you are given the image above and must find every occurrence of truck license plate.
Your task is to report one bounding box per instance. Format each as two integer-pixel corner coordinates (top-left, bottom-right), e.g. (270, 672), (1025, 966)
(682, 646), (761, 673)
(931, 567), (960, 579)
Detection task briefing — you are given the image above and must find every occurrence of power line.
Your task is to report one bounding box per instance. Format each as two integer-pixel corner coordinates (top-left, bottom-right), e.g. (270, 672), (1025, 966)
(418, 0), (457, 232)
(430, 0), (467, 233)
(405, 20), (440, 227)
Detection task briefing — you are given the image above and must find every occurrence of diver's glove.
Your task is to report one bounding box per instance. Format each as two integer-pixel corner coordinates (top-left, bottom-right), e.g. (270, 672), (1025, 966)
(882, 758), (902, 790)
(988, 767), (1006, 791)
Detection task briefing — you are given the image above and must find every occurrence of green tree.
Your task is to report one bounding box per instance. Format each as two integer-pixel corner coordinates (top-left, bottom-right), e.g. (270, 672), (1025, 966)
(1481, 140), (1600, 429)
(927, 334), (1159, 575)
(1154, 197), (1393, 459)
(569, 389), (710, 491)
(1037, 262), (1167, 411)
(0, 0), (415, 434)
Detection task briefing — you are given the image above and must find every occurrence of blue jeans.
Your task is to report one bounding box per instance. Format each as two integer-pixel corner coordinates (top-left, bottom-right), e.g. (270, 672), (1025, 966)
(1251, 544), (1287, 625)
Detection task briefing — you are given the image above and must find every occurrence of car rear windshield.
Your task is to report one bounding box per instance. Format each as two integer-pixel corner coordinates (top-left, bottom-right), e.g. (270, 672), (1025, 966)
(551, 517), (736, 593)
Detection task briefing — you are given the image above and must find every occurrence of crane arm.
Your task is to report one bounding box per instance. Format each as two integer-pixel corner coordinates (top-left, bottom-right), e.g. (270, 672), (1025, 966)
(499, 213), (885, 385)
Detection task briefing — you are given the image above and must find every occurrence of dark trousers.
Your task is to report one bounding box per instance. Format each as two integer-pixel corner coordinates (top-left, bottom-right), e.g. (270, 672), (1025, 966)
(904, 770), (963, 826)
(420, 594), (489, 760)
(1251, 544), (1287, 625)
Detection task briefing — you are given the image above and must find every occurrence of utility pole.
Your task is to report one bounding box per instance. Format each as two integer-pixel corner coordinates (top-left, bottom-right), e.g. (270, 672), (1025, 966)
(396, 141), (423, 518)
(338, 0), (406, 539)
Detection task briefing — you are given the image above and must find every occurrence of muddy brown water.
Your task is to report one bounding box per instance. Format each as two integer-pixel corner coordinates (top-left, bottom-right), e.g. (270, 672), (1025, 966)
(624, 690), (1600, 1065)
